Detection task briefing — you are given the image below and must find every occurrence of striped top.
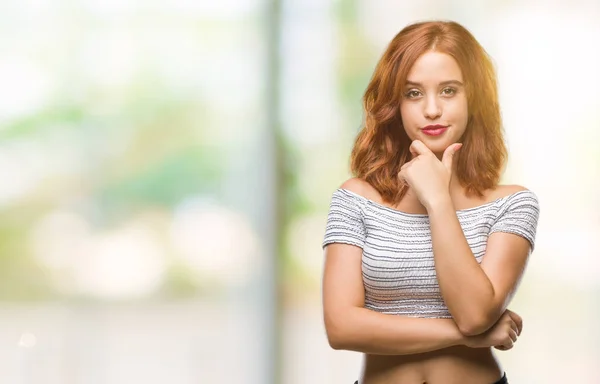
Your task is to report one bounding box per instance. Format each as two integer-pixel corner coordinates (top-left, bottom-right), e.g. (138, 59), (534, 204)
(322, 188), (540, 318)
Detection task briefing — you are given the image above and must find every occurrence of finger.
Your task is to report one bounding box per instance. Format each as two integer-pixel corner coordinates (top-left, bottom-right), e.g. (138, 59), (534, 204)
(506, 310), (523, 336)
(400, 158), (417, 171)
(409, 140), (434, 158)
(510, 321), (519, 336)
(499, 342), (513, 350)
(441, 143), (462, 170)
(496, 343), (513, 351)
(508, 328), (518, 344)
(513, 315), (523, 336)
(398, 170), (409, 186)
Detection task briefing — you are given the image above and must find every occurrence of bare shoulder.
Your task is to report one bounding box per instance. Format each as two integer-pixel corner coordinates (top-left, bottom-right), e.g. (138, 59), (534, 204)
(339, 178), (381, 201)
(489, 184), (531, 200)
(339, 178), (370, 194)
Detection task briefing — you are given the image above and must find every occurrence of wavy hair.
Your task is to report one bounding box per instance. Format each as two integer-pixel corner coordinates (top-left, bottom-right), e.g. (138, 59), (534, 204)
(350, 20), (507, 204)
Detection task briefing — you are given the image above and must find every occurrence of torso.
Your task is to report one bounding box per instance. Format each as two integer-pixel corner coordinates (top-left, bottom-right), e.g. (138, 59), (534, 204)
(346, 179), (525, 384)
(360, 345), (503, 384)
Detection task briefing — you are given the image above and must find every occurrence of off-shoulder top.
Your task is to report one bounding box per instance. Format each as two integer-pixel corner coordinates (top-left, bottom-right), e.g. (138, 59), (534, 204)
(322, 188), (540, 318)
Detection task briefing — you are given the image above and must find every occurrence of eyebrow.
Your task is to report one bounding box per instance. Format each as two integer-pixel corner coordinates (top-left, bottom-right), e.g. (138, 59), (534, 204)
(405, 80), (464, 87)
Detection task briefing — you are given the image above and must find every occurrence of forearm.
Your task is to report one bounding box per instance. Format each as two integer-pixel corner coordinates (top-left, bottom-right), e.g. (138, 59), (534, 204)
(427, 197), (498, 333)
(327, 307), (467, 355)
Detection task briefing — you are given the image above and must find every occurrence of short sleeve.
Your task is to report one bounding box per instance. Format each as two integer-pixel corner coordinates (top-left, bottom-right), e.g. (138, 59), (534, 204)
(489, 190), (540, 251)
(322, 189), (366, 249)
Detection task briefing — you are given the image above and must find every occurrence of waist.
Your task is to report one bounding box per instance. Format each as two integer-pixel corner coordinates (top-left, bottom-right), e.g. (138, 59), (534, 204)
(361, 346), (503, 384)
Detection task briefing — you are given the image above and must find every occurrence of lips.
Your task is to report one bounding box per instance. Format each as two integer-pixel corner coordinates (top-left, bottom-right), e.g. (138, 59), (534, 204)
(422, 124), (448, 131)
(422, 125), (449, 136)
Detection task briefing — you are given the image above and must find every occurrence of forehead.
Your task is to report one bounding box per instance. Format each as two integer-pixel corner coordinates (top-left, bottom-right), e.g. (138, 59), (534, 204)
(406, 51), (463, 83)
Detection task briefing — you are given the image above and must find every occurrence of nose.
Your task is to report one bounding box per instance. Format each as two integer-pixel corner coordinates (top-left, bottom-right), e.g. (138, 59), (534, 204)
(423, 95), (442, 120)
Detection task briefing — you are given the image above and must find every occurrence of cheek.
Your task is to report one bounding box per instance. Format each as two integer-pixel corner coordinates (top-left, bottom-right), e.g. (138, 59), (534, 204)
(450, 100), (469, 130)
(399, 104), (417, 127)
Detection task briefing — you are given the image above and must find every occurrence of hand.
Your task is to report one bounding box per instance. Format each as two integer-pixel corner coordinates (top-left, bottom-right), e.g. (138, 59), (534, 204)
(398, 140), (462, 209)
(464, 309), (523, 351)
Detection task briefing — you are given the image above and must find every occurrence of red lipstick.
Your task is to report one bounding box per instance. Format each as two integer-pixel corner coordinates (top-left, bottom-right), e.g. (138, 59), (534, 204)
(422, 125), (448, 136)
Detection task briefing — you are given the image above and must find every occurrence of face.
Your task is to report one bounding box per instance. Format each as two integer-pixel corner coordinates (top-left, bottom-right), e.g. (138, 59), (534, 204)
(399, 51), (468, 156)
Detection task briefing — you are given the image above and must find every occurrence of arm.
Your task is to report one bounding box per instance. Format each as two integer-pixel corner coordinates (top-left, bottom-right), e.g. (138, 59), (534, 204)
(426, 190), (536, 335)
(322, 178), (524, 353)
(323, 242), (470, 355)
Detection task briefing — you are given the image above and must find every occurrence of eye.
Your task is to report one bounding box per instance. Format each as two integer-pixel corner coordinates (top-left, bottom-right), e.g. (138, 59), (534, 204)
(441, 87), (456, 96)
(405, 90), (422, 99)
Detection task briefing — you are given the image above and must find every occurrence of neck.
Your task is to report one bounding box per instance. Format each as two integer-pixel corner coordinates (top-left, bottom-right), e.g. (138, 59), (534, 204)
(449, 171), (465, 200)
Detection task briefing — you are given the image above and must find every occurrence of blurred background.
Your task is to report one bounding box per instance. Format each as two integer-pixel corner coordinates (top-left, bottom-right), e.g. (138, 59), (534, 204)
(0, 0), (598, 383)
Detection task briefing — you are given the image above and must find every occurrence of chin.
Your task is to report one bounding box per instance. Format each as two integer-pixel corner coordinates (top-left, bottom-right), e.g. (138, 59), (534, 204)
(420, 139), (452, 153)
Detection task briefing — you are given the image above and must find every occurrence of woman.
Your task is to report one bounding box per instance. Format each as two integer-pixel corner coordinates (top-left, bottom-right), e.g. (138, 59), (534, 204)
(321, 21), (540, 384)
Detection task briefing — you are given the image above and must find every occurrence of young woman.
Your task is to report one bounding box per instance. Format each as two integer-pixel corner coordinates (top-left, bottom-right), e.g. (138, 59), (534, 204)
(321, 21), (540, 384)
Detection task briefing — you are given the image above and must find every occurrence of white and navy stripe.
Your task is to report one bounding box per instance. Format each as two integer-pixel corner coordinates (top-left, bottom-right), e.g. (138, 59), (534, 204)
(323, 188), (540, 318)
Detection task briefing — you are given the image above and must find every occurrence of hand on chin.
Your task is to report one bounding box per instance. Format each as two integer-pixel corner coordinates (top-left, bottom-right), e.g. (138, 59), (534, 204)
(416, 139), (452, 158)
